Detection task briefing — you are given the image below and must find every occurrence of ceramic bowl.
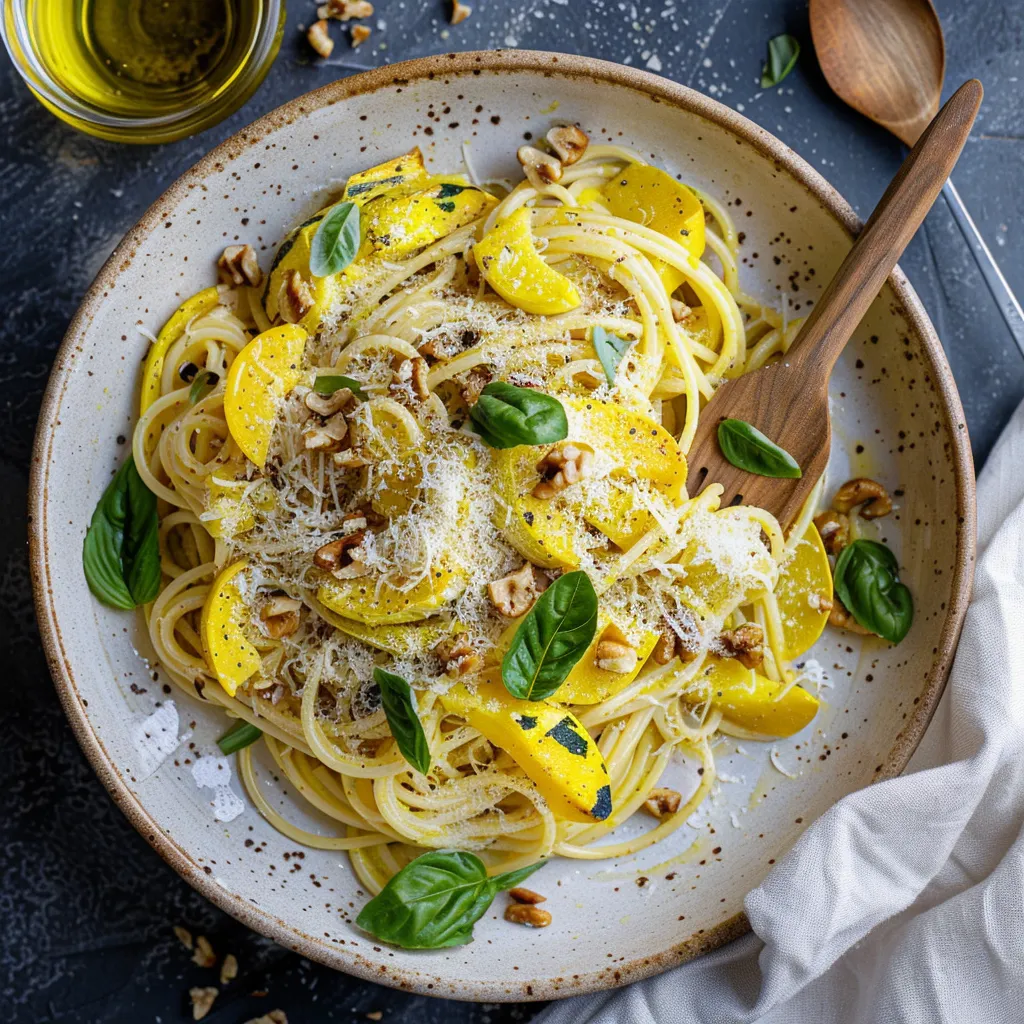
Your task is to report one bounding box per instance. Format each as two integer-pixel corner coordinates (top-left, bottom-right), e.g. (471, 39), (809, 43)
(29, 51), (975, 1001)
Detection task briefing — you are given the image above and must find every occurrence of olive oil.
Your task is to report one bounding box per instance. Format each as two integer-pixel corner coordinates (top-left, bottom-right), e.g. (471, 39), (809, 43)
(22, 0), (275, 133)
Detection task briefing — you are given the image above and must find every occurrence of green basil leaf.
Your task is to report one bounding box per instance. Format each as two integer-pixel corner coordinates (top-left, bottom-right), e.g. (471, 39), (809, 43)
(355, 849), (545, 949)
(490, 860), (546, 891)
(83, 455), (161, 609)
(309, 201), (360, 278)
(373, 668), (432, 775)
(502, 570), (598, 701)
(833, 539), (913, 644)
(313, 374), (366, 400)
(761, 33), (800, 88)
(717, 418), (802, 479)
(188, 369), (220, 405)
(591, 327), (631, 386)
(217, 720), (263, 755)
(469, 382), (568, 449)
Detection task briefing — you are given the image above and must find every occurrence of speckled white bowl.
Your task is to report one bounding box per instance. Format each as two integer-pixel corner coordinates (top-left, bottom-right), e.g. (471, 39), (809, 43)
(29, 51), (975, 1002)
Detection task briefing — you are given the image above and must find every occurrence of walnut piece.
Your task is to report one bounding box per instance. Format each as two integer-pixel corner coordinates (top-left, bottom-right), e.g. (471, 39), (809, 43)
(190, 987), (218, 1021)
(459, 365), (492, 406)
(219, 952), (239, 985)
(244, 1013), (289, 1024)
(351, 24), (372, 45)
(191, 934), (216, 968)
(508, 887), (546, 904)
(303, 411), (349, 452)
(832, 477), (893, 519)
(279, 269), (314, 323)
(392, 356), (430, 401)
(260, 595), (302, 639)
(718, 622), (764, 669)
(517, 144), (562, 190)
(643, 787), (682, 818)
(546, 125), (588, 166)
(532, 443), (593, 499)
(488, 562), (549, 618)
(434, 632), (481, 678)
(318, 0), (373, 17)
(218, 244), (263, 288)
(305, 388), (354, 417)
(173, 925), (194, 950)
(814, 509), (850, 555)
(306, 19), (334, 58)
(450, 0), (472, 23)
(504, 903), (552, 927)
(828, 596), (875, 635)
(314, 532), (366, 574)
(594, 624), (637, 674)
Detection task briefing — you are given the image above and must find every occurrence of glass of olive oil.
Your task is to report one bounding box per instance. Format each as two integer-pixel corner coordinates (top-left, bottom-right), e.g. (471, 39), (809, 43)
(1, 0), (285, 143)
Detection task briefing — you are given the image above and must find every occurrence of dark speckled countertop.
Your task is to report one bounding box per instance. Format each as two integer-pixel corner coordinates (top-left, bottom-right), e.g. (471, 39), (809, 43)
(3, 1), (1022, 1021)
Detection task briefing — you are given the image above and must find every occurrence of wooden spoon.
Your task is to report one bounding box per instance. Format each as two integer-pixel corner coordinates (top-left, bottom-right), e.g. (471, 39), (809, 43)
(685, 79), (981, 530)
(810, 0), (1024, 355)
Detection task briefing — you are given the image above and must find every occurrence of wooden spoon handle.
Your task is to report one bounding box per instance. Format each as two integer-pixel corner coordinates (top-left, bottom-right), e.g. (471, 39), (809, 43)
(787, 79), (982, 378)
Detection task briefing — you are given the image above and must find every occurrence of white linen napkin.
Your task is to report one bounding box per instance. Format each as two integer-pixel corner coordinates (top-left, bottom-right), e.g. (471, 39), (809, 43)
(540, 399), (1024, 1024)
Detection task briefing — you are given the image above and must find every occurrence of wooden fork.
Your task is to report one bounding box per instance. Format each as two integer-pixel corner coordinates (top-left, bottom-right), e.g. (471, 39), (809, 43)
(685, 79), (982, 529)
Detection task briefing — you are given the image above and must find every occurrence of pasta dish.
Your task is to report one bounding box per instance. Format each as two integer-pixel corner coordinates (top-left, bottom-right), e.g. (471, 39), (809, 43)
(84, 126), (909, 943)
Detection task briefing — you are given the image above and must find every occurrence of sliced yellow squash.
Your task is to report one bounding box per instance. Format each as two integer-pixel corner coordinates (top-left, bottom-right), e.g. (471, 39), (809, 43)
(318, 567), (465, 626)
(224, 324), (307, 469)
(343, 149), (428, 205)
(686, 655), (819, 738)
(441, 673), (612, 823)
(475, 207), (582, 315)
(775, 526), (833, 660)
(600, 163), (705, 294)
(200, 560), (261, 697)
(140, 286), (223, 415)
(203, 458), (256, 539)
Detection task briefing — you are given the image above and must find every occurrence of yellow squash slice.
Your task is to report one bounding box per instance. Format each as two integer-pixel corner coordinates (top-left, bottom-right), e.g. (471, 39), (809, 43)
(600, 163), (705, 294)
(475, 207), (582, 315)
(203, 458), (256, 539)
(441, 673), (612, 823)
(140, 286), (223, 415)
(343, 149), (428, 205)
(317, 567), (465, 626)
(200, 560), (261, 697)
(224, 324), (307, 469)
(775, 526), (833, 661)
(687, 655), (819, 739)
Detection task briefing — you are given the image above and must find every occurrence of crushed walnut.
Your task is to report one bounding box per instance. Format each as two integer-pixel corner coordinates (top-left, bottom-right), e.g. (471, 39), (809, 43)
(508, 887), (546, 904)
(305, 387), (354, 418)
(450, 0), (472, 23)
(594, 624), (638, 674)
(219, 952), (239, 985)
(279, 269), (314, 323)
(244, 1013), (289, 1024)
(191, 934), (216, 968)
(260, 595), (301, 639)
(814, 509), (850, 555)
(833, 477), (893, 519)
(306, 19), (334, 58)
(504, 903), (552, 928)
(828, 596), (875, 635)
(532, 443), (593, 499)
(643, 787), (682, 818)
(314, 532), (368, 579)
(303, 410), (349, 452)
(173, 925), (194, 950)
(717, 622), (764, 669)
(546, 125), (588, 165)
(517, 144), (562, 190)
(351, 24), (371, 45)
(319, 0), (373, 17)
(391, 355), (430, 401)
(190, 986), (218, 1021)
(459, 365), (492, 406)
(488, 562), (549, 618)
(433, 632), (481, 677)
(217, 244), (262, 288)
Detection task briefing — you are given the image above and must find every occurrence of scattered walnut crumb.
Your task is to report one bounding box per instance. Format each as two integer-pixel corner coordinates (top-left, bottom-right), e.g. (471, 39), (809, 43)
(459, 365), (492, 406)
(488, 562), (549, 618)
(173, 925), (194, 950)
(504, 903), (552, 927)
(191, 934), (216, 968)
(532, 443), (593, 499)
(594, 623), (637, 674)
(365, 1013), (384, 1022)
(190, 986), (218, 1021)
(351, 24), (371, 46)
(450, 0), (472, 23)
(319, 0), (373, 18)
(217, 244), (262, 288)
(219, 952), (238, 985)
(260, 595), (302, 639)
(508, 887), (546, 904)
(433, 632), (481, 678)
(306, 19), (334, 58)
(643, 787), (682, 818)
(244, 1013), (288, 1024)
(717, 622), (764, 669)
(833, 477), (892, 519)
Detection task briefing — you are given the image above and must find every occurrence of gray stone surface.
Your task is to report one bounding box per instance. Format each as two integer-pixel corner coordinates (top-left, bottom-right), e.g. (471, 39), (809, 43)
(2, 0), (1021, 1020)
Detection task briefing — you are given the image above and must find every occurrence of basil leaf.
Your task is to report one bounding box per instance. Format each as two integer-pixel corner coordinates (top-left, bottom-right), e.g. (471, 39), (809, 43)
(502, 570), (598, 701)
(188, 370), (219, 405)
(833, 539), (913, 644)
(761, 33), (800, 88)
(355, 849), (545, 949)
(217, 720), (263, 755)
(313, 373), (366, 400)
(717, 418), (802, 479)
(591, 327), (631, 386)
(83, 455), (161, 610)
(373, 668), (432, 774)
(309, 201), (360, 278)
(469, 382), (568, 449)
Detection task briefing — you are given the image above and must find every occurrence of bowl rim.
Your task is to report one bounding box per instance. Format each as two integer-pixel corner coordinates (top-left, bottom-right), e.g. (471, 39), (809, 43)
(28, 48), (976, 1003)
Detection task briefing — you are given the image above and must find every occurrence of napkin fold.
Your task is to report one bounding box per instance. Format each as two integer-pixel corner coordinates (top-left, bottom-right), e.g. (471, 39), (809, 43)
(541, 400), (1024, 1024)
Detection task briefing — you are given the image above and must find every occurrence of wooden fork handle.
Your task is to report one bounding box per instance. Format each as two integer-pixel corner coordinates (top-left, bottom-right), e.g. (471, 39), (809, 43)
(787, 79), (982, 379)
